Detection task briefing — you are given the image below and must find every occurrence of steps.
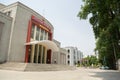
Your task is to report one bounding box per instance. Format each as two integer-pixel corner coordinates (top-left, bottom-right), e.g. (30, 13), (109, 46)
(25, 63), (76, 71)
(0, 62), (26, 71)
(0, 62), (76, 71)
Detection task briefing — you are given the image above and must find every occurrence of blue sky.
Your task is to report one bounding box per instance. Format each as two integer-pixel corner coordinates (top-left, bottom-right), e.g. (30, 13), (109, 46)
(0, 0), (96, 56)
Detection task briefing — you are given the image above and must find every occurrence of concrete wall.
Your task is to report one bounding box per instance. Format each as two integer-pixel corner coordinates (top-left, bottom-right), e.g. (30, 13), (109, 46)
(52, 52), (59, 64)
(52, 48), (67, 65)
(60, 48), (67, 65)
(52, 39), (67, 65)
(52, 39), (60, 64)
(0, 3), (6, 9)
(0, 3), (19, 62)
(0, 12), (12, 63)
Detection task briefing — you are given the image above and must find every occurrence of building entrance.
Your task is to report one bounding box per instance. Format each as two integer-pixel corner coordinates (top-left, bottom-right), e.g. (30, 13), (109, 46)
(28, 44), (51, 64)
(47, 50), (51, 64)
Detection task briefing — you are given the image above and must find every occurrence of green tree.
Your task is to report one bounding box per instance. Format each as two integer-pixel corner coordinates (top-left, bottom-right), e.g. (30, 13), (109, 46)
(82, 55), (98, 67)
(78, 0), (120, 69)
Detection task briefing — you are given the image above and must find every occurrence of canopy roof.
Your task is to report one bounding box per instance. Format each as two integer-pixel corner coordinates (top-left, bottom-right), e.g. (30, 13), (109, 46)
(25, 40), (59, 52)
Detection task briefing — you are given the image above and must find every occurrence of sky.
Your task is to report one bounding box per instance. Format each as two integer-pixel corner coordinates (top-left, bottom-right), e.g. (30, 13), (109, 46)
(0, 0), (96, 56)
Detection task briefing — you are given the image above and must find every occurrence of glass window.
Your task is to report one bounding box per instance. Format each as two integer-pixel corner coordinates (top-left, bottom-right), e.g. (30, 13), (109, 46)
(39, 28), (41, 41)
(40, 29), (44, 40)
(68, 61), (70, 64)
(44, 31), (46, 40)
(43, 30), (46, 40)
(44, 31), (48, 40)
(36, 27), (39, 40)
(68, 55), (70, 59)
(31, 24), (35, 39)
(68, 49), (70, 53)
(45, 32), (48, 40)
(8, 11), (11, 16)
(5, 11), (11, 16)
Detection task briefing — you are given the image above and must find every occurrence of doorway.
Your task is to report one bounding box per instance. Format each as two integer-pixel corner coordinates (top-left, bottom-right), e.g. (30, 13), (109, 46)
(46, 49), (51, 64)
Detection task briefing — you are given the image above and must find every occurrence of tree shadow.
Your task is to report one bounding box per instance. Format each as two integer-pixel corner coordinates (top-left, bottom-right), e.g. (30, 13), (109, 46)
(90, 70), (120, 80)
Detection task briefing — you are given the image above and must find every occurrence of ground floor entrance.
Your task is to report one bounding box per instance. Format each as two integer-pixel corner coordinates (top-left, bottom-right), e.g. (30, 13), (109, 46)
(27, 44), (52, 64)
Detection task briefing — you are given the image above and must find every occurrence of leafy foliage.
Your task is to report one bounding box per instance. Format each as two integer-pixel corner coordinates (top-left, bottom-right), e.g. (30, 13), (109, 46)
(78, 0), (120, 69)
(82, 55), (98, 67)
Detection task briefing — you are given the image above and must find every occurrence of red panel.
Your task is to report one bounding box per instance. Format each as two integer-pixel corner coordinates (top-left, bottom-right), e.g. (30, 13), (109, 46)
(25, 20), (32, 62)
(31, 15), (51, 32)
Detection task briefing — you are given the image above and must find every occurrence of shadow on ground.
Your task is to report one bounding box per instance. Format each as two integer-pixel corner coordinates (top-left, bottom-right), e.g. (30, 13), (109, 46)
(90, 70), (120, 80)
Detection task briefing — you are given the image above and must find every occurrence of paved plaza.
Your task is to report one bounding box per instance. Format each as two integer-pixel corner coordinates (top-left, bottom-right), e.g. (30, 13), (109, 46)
(0, 68), (120, 80)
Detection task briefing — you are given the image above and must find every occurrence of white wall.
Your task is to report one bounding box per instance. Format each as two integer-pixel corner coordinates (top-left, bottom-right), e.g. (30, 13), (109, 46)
(0, 12), (12, 63)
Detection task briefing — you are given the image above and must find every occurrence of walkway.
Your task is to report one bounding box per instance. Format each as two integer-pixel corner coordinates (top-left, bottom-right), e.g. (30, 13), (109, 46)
(0, 68), (120, 80)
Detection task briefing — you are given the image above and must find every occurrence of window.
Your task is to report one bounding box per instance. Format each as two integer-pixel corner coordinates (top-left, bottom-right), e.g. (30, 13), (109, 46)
(68, 49), (70, 53)
(44, 31), (47, 40)
(40, 29), (44, 40)
(68, 61), (70, 64)
(68, 55), (70, 59)
(31, 24), (35, 39)
(5, 11), (11, 16)
(36, 27), (39, 40)
(74, 56), (75, 59)
(43, 30), (45, 40)
(74, 50), (75, 54)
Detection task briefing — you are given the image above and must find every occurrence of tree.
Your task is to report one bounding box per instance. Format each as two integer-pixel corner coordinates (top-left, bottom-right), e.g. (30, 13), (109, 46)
(82, 55), (98, 67)
(78, 0), (120, 69)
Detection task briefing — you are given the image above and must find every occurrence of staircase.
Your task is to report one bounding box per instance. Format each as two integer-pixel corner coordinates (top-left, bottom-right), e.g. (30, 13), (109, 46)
(0, 62), (76, 71)
(25, 63), (76, 71)
(0, 62), (26, 71)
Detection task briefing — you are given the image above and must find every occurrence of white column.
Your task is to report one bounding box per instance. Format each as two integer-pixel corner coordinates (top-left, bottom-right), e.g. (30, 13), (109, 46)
(31, 45), (35, 63)
(44, 48), (47, 64)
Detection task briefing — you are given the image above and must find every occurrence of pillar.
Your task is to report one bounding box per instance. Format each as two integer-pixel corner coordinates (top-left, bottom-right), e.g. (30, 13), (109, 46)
(31, 45), (35, 63)
(44, 48), (47, 64)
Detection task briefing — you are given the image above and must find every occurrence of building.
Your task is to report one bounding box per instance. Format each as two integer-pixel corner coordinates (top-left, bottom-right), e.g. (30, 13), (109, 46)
(0, 12), (12, 63)
(52, 39), (67, 65)
(65, 47), (83, 66)
(0, 2), (58, 64)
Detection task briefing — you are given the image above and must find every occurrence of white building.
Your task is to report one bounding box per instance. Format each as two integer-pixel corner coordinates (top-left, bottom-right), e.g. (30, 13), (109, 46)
(65, 47), (83, 66)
